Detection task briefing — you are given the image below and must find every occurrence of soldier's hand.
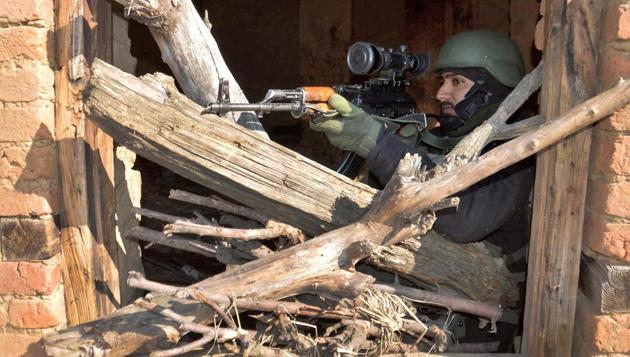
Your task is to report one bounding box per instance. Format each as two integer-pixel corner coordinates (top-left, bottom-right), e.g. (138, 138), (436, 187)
(309, 94), (383, 158)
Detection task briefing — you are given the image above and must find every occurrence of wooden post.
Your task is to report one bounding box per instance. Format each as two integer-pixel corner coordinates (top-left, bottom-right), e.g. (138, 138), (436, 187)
(85, 0), (121, 314)
(522, 0), (603, 355)
(55, 0), (99, 325)
(56, 0), (130, 323)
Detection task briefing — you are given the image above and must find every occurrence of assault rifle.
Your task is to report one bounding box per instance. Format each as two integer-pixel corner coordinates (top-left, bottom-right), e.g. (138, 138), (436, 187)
(202, 42), (431, 177)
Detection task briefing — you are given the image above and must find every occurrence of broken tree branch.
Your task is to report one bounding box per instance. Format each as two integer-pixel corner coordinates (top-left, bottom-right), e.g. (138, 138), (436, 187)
(126, 226), (217, 258)
(134, 206), (271, 259)
(170, 189), (268, 224)
(169, 189), (305, 243)
(112, 0), (262, 129)
(134, 299), (251, 357)
(369, 76), (630, 225)
(126, 226), (252, 265)
(374, 283), (502, 331)
(163, 220), (303, 242)
(127, 271), (346, 319)
(192, 292), (237, 330)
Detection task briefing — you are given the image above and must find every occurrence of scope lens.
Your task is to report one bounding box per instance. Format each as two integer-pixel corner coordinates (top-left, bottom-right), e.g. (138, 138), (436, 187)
(409, 53), (431, 75)
(346, 41), (430, 77)
(346, 42), (382, 75)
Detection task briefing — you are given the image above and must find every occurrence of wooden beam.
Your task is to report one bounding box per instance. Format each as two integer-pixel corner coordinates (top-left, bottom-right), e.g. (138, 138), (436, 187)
(580, 251), (630, 314)
(84, 59), (376, 235)
(55, 0), (99, 325)
(85, 0), (121, 315)
(522, 0), (603, 354)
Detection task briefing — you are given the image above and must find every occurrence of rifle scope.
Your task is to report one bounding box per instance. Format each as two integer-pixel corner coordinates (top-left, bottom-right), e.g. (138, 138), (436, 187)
(346, 41), (430, 77)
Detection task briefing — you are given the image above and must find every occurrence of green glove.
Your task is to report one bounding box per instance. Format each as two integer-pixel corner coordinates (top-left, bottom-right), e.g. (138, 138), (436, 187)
(309, 94), (384, 158)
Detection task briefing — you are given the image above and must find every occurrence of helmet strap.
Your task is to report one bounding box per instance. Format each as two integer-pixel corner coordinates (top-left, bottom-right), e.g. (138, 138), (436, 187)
(435, 114), (466, 132)
(454, 84), (492, 121)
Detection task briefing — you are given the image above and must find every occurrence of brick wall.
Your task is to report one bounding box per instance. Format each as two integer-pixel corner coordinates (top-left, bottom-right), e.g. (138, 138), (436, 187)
(567, 0), (630, 356)
(0, 0), (66, 356)
(585, 1), (630, 264)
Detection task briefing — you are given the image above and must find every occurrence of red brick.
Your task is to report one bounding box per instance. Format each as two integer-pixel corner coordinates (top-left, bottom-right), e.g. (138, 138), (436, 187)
(598, 46), (630, 89)
(0, 0), (54, 23)
(0, 185), (59, 216)
(0, 106), (55, 142)
(588, 179), (630, 218)
(8, 294), (65, 328)
(0, 260), (61, 296)
(0, 333), (45, 357)
(0, 27), (50, 62)
(0, 144), (58, 182)
(0, 304), (7, 327)
(597, 104), (630, 131)
(602, 3), (630, 43)
(575, 292), (630, 353)
(591, 132), (630, 176)
(0, 66), (54, 102)
(584, 212), (630, 262)
(0, 144), (58, 181)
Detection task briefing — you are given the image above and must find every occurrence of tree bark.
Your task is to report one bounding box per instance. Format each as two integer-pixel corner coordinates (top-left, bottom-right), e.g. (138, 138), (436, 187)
(368, 231), (519, 306)
(111, 0), (266, 135)
(85, 59), (375, 235)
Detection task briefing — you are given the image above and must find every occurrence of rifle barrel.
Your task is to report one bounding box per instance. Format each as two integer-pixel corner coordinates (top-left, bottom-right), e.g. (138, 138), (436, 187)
(203, 102), (302, 115)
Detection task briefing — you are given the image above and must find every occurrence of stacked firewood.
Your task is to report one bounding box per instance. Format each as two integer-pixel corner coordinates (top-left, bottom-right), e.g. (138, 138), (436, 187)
(125, 188), (507, 356)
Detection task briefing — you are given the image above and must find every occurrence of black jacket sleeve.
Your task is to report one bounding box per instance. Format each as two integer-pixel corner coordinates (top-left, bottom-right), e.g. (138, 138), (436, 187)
(366, 129), (436, 184)
(366, 129), (535, 244)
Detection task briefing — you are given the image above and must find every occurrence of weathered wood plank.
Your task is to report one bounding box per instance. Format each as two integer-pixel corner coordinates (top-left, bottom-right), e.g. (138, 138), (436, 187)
(580, 252), (630, 313)
(522, 0), (603, 355)
(85, 0), (121, 315)
(55, 0), (99, 325)
(85, 59), (377, 235)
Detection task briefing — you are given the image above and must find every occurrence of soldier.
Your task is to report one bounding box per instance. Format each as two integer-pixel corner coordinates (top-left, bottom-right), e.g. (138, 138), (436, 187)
(310, 30), (534, 251)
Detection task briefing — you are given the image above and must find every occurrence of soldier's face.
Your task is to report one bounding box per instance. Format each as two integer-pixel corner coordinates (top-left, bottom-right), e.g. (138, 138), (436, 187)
(436, 72), (475, 117)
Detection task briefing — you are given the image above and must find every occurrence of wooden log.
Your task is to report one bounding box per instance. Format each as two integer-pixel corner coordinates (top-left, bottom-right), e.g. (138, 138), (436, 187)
(111, 0), (266, 135)
(85, 59), (376, 235)
(55, 0), (99, 325)
(522, 0), (603, 355)
(579, 251), (630, 314)
(368, 231), (518, 307)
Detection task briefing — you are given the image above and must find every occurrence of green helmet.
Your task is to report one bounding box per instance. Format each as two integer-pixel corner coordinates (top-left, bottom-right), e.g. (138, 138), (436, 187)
(434, 30), (525, 87)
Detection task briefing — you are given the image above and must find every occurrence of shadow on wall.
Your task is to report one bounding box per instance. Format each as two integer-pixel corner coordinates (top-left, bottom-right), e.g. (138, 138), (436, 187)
(9, 120), (144, 310)
(1, 123), (59, 260)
